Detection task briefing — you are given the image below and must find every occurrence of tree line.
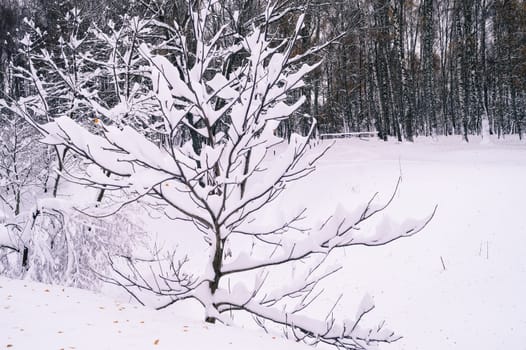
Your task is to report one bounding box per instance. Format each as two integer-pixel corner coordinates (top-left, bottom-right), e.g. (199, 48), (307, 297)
(2, 0), (525, 141)
(301, 0), (526, 141)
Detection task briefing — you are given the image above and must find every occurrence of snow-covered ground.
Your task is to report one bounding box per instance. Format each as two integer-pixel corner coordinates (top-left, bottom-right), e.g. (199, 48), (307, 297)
(288, 135), (526, 350)
(2, 135), (525, 349)
(0, 276), (309, 350)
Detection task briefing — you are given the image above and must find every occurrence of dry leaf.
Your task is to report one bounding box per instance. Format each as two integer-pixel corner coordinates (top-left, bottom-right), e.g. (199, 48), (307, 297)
(153, 339), (160, 346)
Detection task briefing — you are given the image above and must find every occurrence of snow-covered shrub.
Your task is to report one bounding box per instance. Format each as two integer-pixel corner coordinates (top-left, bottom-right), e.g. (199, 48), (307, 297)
(11, 2), (434, 349)
(0, 223), (18, 276)
(3, 200), (142, 290)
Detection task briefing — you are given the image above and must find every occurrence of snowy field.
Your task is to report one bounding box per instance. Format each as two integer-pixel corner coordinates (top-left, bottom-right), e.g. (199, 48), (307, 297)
(0, 276), (308, 350)
(2, 135), (526, 349)
(295, 135), (526, 350)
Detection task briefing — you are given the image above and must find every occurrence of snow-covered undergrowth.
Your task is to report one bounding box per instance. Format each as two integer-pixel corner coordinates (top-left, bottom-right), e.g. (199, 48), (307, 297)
(2, 135), (525, 350)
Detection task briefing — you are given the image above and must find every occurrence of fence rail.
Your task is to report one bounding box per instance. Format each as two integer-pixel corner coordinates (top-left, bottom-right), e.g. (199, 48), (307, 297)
(319, 131), (379, 140)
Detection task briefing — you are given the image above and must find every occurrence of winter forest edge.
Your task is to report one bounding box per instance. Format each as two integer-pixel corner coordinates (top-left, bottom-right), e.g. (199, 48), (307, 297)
(0, 1), (525, 350)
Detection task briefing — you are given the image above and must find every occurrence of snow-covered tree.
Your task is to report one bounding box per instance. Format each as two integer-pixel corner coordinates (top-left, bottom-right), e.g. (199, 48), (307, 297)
(0, 115), (43, 216)
(14, 2), (434, 349)
(0, 9), (157, 283)
(0, 114), (53, 278)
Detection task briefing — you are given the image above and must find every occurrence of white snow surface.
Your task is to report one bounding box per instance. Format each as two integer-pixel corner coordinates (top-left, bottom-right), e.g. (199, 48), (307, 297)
(282, 136), (526, 350)
(0, 276), (309, 350)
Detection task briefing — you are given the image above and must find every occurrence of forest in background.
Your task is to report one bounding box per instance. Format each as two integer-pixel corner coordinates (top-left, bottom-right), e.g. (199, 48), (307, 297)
(1, 0), (526, 141)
